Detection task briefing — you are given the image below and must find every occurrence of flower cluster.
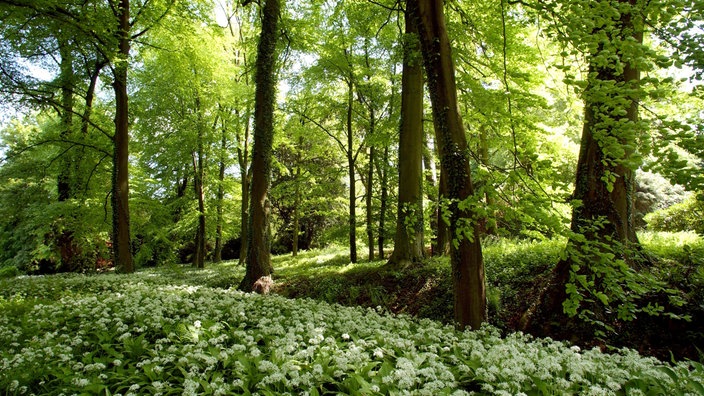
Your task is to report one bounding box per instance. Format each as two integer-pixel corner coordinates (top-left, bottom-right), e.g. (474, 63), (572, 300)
(1, 269), (703, 395)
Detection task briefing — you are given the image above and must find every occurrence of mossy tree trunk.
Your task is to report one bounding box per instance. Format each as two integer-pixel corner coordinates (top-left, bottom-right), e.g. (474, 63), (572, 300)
(239, 0), (280, 291)
(409, 0), (486, 329)
(388, 10), (425, 268)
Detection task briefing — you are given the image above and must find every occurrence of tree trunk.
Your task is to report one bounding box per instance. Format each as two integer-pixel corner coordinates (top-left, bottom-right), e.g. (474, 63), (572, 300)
(238, 108), (251, 265)
(111, 0), (133, 273)
(214, 121), (227, 263)
(435, 162), (451, 255)
(57, 38), (73, 203)
(292, 136), (303, 257)
(239, 0), (280, 291)
(347, 77), (358, 264)
(478, 125), (496, 234)
(367, 145), (375, 261)
(377, 145), (389, 259)
(410, 0), (486, 329)
(192, 99), (206, 269)
(388, 10), (425, 268)
(423, 135), (440, 255)
(520, 0), (643, 335)
(56, 36), (80, 272)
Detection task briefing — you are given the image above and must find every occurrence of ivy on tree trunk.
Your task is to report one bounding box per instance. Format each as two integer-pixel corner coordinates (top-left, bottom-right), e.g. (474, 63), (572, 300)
(239, 0), (280, 291)
(409, 0), (486, 330)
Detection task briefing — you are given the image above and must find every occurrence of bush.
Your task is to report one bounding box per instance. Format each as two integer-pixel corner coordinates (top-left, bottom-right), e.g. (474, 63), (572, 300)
(645, 194), (704, 234)
(0, 265), (19, 279)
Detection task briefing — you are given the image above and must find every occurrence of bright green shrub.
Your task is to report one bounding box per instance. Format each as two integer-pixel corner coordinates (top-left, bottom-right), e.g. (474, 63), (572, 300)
(645, 194), (704, 234)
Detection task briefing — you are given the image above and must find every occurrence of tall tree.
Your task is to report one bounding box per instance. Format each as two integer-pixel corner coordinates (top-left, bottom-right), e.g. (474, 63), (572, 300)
(110, 0), (133, 273)
(213, 117), (228, 263)
(387, 8), (425, 267)
(409, 0), (486, 329)
(239, 0), (280, 291)
(519, 0), (695, 335)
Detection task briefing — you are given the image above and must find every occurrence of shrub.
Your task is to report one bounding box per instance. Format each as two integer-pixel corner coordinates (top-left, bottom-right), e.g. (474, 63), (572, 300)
(0, 265), (19, 279)
(645, 194), (704, 234)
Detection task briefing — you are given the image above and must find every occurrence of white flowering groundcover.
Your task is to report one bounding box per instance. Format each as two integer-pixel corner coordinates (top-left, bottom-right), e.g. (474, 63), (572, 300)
(1, 271), (703, 395)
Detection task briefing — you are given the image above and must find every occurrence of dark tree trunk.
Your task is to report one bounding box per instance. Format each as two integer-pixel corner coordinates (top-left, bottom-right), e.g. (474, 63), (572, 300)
(435, 162), (451, 255)
(366, 144), (375, 261)
(111, 0), (133, 273)
(239, 0), (280, 291)
(56, 36), (81, 272)
(388, 10), (425, 268)
(346, 77), (358, 264)
(423, 135), (440, 255)
(192, 100), (206, 269)
(214, 120), (227, 263)
(292, 136), (303, 257)
(80, 59), (105, 137)
(377, 145), (389, 259)
(74, 58), (106, 195)
(57, 38), (73, 203)
(238, 108), (251, 265)
(520, 0), (643, 335)
(410, 0), (486, 329)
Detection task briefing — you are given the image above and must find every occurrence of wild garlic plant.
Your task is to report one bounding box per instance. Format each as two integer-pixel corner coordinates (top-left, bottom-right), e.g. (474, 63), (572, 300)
(1, 271), (703, 395)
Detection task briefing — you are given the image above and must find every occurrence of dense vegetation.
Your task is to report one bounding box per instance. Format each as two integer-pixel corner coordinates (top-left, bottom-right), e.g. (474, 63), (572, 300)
(1, 0), (704, 392)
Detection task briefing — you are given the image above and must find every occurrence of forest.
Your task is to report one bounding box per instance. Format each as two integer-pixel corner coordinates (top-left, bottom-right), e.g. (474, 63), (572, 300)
(1, 0), (704, 394)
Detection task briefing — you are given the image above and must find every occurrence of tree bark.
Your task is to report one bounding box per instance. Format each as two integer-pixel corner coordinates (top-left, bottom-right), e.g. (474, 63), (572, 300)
(366, 145), (375, 262)
(239, 0), (280, 291)
(192, 96), (206, 269)
(520, 0), (644, 335)
(238, 108), (251, 265)
(377, 145), (389, 259)
(292, 136), (303, 257)
(214, 119), (227, 263)
(57, 37), (73, 203)
(409, 0), (486, 329)
(346, 77), (358, 264)
(111, 0), (133, 273)
(435, 151), (451, 255)
(56, 36), (80, 272)
(423, 135), (440, 255)
(388, 10), (425, 268)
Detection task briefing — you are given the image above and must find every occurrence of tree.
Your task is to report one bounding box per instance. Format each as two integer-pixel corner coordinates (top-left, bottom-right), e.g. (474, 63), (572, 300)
(239, 0), (281, 291)
(387, 6), (425, 267)
(111, 0), (133, 273)
(409, 0), (486, 329)
(518, 0), (697, 335)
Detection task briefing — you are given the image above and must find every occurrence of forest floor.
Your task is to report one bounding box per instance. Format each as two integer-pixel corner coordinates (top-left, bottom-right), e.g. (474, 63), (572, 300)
(269, 232), (704, 362)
